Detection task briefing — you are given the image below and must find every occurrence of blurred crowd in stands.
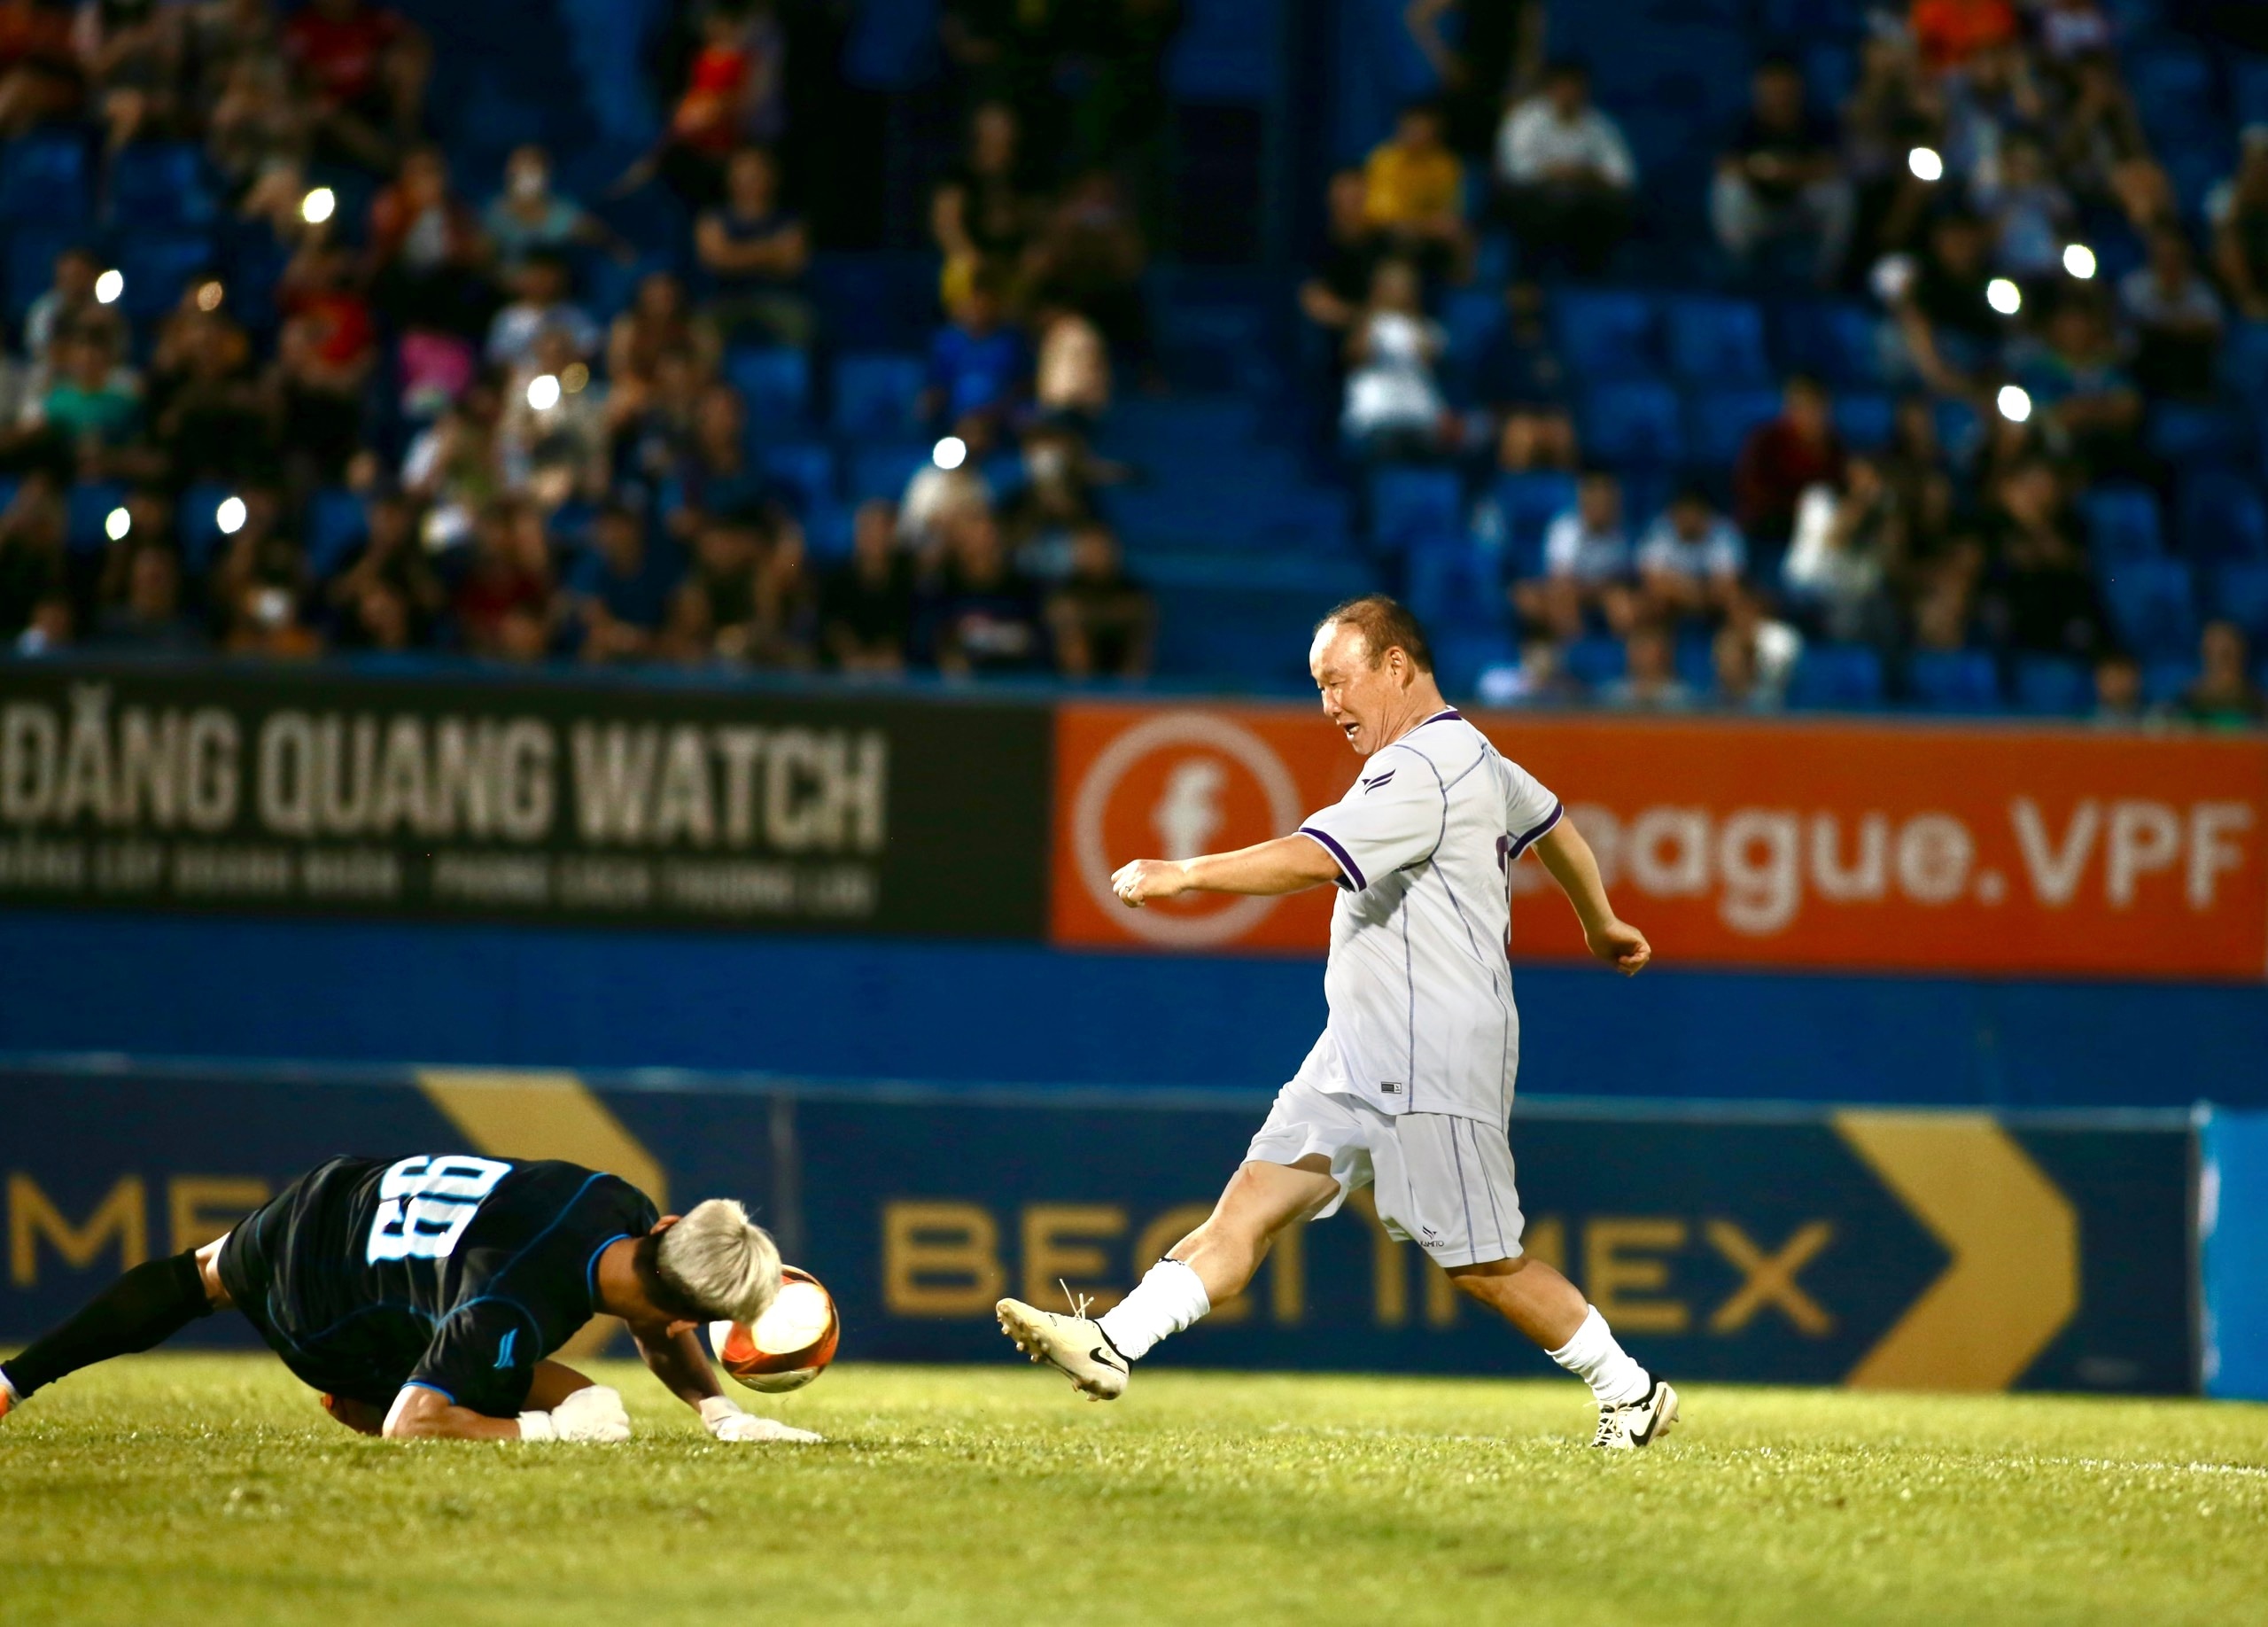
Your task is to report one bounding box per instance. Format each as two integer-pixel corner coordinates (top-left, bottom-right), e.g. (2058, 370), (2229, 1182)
(0, 0), (1163, 682)
(1308, 0), (2268, 726)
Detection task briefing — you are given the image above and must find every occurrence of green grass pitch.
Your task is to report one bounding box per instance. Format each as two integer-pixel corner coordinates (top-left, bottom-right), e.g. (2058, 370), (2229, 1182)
(4, 1355), (2265, 1626)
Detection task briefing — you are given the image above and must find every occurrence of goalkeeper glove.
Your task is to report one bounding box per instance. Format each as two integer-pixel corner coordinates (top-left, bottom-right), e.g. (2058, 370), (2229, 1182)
(519, 1384), (631, 1443)
(698, 1395), (822, 1444)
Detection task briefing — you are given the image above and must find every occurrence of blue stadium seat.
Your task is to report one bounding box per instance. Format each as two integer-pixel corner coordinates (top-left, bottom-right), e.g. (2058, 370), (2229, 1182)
(1551, 291), (1659, 381)
(65, 480), (128, 556)
(1490, 471), (1578, 578)
(801, 500), (856, 561)
(1432, 629), (1518, 697)
(2128, 43), (2218, 144)
(1369, 469), (1464, 552)
(307, 488), (369, 579)
(1933, 398), (1983, 464)
(1441, 287), (1504, 364)
(1663, 296), (1769, 385)
(2012, 655), (2093, 716)
(113, 230), (216, 320)
(1405, 537), (1503, 634)
(849, 443), (931, 504)
(2143, 659), (2200, 707)
(1906, 649), (2004, 712)
(724, 346), (811, 428)
(4, 224), (73, 324)
(105, 142), (217, 229)
(1563, 634), (1626, 688)
(2079, 484), (2164, 563)
(178, 480), (237, 575)
(2222, 319), (2268, 400)
(1684, 386), (1783, 467)
(831, 353), (927, 438)
(2149, 403), (2249, 467)
(1775, 300), (1883, 387)
(1831, 392), (1896, 451)
(1581, 381), (1684, 466)
(0, 134), (90, 224)
(2178, 470), (2268, 563)
(761, 443), (837, 512)
(1786, 643), (1885, 711)
(2213, 562), (2268, 644)
(2235, 53), (2268, 128)
(2101, 558), (2199, 659)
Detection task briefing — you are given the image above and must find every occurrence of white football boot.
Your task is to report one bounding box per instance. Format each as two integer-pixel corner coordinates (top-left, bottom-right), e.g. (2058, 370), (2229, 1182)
(1592, 1378), (1679, 1450)
(996, 1296), (1129, 1400)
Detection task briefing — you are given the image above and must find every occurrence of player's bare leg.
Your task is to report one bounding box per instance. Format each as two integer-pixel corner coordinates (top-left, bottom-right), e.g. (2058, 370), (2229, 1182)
(319, 1358), (597, 1435)
(997, 1157), (1339, 1399)
(1449, 1257), (1678, 1449)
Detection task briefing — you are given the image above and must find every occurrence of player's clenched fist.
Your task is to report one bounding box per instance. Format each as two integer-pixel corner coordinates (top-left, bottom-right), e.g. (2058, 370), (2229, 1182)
(1586, 919), (1652, 976)
(1111, 858), (1188, 907)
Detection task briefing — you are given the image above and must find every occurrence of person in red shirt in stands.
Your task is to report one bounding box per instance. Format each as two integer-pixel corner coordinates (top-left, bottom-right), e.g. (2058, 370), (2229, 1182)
(284, 0), (429, 169)
(1909, 0), (2018, 74)
(1734, 374), (1845, 549)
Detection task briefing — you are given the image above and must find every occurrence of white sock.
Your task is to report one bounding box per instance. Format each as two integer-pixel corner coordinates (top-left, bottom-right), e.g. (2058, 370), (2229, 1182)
(1547, 1306), (1651, 1406)
(1096, 1258), (1211, 1361)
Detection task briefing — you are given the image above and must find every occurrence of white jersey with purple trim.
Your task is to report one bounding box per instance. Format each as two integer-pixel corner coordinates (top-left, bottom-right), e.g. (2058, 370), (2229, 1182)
(1293, 709), (1562, 1125)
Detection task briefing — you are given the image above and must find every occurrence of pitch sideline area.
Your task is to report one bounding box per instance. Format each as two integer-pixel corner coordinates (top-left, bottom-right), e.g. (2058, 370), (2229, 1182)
(3, 1356), (2263, 1625)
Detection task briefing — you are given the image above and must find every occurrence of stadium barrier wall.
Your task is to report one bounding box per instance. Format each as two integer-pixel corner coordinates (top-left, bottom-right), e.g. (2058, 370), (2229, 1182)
(0, 1060), (2202, 1397)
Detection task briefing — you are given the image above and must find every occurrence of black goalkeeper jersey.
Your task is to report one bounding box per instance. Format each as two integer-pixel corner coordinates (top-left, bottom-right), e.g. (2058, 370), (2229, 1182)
(216, 1155), (659, 1416)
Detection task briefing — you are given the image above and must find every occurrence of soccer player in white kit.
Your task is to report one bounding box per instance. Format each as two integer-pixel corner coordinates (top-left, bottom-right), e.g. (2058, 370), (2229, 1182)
(998, 596), (1677, 1449)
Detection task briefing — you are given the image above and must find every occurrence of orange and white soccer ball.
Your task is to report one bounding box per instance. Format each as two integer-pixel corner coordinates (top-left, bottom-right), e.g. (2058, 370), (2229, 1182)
(710, 1265), (839, 1393)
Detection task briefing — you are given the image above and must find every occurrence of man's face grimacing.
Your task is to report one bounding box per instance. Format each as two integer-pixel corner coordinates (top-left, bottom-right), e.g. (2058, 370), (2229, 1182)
(1311, 619), (1417, 757)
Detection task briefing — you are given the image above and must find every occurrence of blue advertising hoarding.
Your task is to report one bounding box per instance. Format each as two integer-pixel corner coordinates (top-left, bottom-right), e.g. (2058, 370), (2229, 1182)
(0, 1062), (2197, 1395)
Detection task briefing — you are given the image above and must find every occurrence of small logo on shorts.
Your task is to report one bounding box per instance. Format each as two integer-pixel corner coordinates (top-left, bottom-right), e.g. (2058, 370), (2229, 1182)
(1420, 1226), (1439, 1238)
(1379, 1080), (1403, 1095)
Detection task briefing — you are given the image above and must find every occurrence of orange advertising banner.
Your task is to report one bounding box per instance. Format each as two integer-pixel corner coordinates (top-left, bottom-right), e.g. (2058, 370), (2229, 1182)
(1051, 704), (2268, 980)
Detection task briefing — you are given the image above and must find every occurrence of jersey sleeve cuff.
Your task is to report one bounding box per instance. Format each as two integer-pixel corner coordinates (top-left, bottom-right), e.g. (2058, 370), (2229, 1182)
(1506, 801), (1563, 860)
(401, 1379), (455, 1405)
(1298, 826), (1366, 891)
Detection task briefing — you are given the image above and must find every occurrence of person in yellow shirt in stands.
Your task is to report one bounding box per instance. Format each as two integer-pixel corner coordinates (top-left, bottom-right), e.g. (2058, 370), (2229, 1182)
(1363, 103), (1474, 283)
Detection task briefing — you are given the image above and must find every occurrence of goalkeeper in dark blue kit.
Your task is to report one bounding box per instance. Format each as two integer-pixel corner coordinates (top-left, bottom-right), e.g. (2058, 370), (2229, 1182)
(0, 1154), (818, 1444)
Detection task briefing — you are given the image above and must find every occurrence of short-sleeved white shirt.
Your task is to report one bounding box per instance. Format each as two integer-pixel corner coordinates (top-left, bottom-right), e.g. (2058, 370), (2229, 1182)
(1293, 710), (1562, 1125)
(1542, 510), (1631, 583)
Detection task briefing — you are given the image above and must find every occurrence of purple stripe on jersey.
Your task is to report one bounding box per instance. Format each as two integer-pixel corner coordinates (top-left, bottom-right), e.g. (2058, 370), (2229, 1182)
(1420, 708), (1464, 725)
(1507, 800), (1563, 859)
(1298, 826), (1367, 891)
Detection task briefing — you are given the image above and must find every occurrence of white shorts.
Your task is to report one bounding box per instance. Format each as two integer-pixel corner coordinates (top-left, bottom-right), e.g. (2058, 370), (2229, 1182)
(1244, 1076), (1526, 1269)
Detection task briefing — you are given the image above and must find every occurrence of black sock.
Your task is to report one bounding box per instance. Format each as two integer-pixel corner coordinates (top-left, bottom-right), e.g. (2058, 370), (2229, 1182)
(1, 1251), (214, 1399)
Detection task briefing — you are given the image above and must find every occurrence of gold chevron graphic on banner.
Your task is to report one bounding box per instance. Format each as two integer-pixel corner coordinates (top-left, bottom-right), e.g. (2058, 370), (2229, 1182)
(417, 1069), (669, 1360)
(1834, 1111), (2078, 1391)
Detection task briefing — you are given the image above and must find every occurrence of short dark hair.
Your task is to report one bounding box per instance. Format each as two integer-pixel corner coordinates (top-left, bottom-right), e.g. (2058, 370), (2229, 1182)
(1317, 594), (1433, 673)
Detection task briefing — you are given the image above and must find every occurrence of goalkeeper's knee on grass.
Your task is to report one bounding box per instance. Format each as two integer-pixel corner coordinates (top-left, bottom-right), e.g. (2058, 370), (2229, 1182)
(0, 1250), (215, 1406)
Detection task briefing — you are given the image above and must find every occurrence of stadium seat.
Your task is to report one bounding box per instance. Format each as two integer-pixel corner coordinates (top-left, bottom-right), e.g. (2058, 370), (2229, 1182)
(2143, 659), (2200, 707)
(849, 442), (931, 504)
(1563, 634), (1626, 688)
(2222, 319), (2268, 401)
(1489, 471), (1578, 578)
(113, 230), (217, 321)
(761, 443), (837, 512)
(0, 133), (90, 224)
(831, 353), (927, 439)
(1441, 287), (1504, 364)
(105, 142), (217, 229)
(1684, 386), (1783, 467)
(1663, 296), (1769, 385)
(2101, 558), (2199, 659)
(1775, 300), (1883, 388)
(2235, 53), (2268, 128)
(724, 346), (811, 428)
(2149, 403), (2249, 468)
(2127, 43), (2217, 144)
(801, 499), (856, 561)
(307, 488), (369, 579)
(1786, 643), (1885, 711)
(1432, 628), (1518, 697)
(179, 480), (237, 575)
(1581, 381), (1684, 466)
(4, 223), (72, 325)
(2012, 655), (2093, 715)
(2079, 484), (2164, 563)
(2178, 470), (2268, 563)
(1551, 291), (1659, 381)
(1906, 650), (2004, 712)
(1831, 392), (1896, 452)
(1404, 537), (1502, 634)
(2213, 562), (2268, 643)
(1369, 469), (1464, 552)
(64, 480), (128, 556)
(1932, 398), (1982, 464)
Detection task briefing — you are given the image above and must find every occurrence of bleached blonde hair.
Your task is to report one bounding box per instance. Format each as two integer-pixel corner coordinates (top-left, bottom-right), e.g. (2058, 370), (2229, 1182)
(652, 1199), (781, 1325)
